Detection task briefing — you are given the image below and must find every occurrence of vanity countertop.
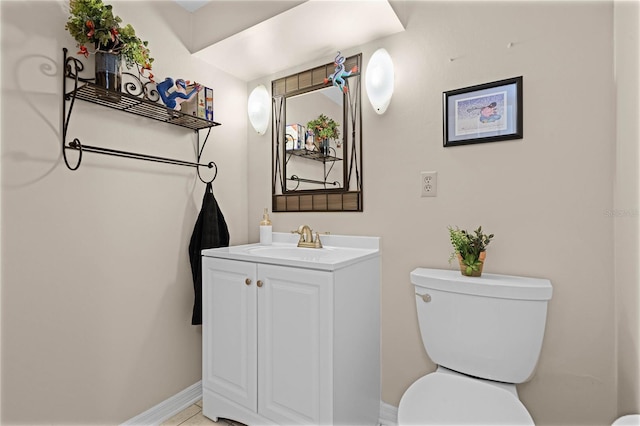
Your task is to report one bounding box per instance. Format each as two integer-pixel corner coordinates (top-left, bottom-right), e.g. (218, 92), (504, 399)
(202, 232), (380, 271)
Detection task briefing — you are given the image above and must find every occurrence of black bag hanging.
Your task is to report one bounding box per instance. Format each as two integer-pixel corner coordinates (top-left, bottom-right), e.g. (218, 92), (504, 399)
(188, 182), (229, 325)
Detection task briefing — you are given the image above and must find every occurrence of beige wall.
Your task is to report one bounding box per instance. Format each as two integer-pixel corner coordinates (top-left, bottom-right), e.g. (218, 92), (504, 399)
(248, 1), (627, 425)
(1, 1), (637, 425)
(614, 0), (640, 418)
(1, 1), (248, 423)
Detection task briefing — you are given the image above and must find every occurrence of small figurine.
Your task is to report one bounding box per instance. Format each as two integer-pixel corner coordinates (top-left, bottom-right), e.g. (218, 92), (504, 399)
(156, 77), (202, 111)
(325, 51), (358, 93)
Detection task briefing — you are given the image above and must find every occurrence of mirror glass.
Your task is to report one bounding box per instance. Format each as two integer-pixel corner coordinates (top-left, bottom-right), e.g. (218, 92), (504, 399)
(272, 53), (362, 212)
(284, 87), (344, 191)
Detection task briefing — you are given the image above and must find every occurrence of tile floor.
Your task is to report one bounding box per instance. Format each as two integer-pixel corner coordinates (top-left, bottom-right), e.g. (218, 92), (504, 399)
(160, 400), (247, 426)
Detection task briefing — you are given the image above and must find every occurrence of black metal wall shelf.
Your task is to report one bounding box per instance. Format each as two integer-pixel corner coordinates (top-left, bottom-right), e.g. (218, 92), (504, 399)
(284, 147), (341, 190)
(69, 83), (221, 131)
(61, 48), (221, 183)
(286, 149), (342, 163)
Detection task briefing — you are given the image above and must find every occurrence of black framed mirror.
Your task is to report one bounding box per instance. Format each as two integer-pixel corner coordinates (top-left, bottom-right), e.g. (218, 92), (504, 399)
(272, 53), (362, 212)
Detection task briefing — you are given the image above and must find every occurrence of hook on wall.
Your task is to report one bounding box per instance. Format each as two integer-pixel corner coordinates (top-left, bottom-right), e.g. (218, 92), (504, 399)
(197, 161), (218, 184)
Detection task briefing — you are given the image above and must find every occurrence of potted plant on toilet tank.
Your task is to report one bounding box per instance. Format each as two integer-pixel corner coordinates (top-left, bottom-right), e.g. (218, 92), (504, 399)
(448, 226), (494, 277)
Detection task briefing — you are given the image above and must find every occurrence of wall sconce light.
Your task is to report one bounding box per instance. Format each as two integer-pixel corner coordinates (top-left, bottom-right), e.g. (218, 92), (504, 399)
(247, 84), (270, 135)
(365, 48), (394, 115)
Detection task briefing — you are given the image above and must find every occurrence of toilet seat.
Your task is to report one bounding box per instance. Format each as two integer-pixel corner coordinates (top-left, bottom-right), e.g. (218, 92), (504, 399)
(612, 415), (640, 425)
(398, 371), (534, 425)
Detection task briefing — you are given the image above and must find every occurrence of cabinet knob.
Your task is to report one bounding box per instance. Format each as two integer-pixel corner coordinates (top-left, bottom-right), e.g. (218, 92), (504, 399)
(257, 280), (264, 288)
(245, 278), (252, 286)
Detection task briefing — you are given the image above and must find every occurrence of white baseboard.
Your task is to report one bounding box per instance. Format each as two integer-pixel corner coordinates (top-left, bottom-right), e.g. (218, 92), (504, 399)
(123, 382), (397, 426)
(121, 381), (202, 426)
(379, 401), (399, 426)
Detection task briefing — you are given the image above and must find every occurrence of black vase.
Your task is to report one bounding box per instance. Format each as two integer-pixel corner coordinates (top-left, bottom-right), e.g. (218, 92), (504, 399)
(321, 139), (330, 156)
(94, 51), (122, 100)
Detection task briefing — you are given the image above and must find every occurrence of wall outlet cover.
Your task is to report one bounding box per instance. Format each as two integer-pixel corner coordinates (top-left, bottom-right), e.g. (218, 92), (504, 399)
(421, 171), (437, 197)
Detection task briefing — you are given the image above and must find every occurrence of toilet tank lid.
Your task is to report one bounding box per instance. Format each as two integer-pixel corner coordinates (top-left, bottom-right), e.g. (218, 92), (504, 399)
(411, 268), (553, 301)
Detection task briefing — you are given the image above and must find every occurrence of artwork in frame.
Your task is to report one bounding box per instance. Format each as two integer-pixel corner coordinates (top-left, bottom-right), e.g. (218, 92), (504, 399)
(443, 76), (523, 147)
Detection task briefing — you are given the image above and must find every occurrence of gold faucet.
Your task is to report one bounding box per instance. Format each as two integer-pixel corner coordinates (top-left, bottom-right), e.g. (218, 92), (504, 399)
(292, 225), (323, 248)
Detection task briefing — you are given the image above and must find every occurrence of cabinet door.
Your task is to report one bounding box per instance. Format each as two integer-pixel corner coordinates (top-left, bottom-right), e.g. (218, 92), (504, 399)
(257, 264), (333, 425)
(202, 258), (257, 412)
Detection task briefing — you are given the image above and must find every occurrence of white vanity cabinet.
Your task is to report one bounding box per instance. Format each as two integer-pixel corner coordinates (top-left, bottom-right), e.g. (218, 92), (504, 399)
(201, 234), (380, 426)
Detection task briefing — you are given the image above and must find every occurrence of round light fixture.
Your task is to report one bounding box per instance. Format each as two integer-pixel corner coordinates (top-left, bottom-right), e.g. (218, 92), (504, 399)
(247, 84), (270, 135)
(365, 48), (394, 115)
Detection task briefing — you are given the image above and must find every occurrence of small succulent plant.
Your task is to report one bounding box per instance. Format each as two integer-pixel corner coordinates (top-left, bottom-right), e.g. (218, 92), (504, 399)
(448, 226), (494, 276)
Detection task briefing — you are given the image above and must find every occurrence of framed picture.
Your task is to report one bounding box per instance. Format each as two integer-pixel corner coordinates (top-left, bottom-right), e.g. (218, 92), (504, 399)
(443, 76), (523, 147)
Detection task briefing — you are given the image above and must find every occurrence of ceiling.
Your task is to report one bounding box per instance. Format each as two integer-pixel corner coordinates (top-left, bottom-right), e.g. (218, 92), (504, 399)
(173, 0), (211, 13)
(173, 0), (404, 82)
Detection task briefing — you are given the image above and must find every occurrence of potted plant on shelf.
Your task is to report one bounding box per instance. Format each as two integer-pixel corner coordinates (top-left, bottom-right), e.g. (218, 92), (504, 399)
(65, 0), (154, 92)
(306, 114), (341, 155)
(448, 226), (494, 277)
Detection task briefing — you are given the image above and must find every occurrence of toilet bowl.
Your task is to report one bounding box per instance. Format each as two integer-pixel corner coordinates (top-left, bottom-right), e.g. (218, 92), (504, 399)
(399, 268), (553, 425)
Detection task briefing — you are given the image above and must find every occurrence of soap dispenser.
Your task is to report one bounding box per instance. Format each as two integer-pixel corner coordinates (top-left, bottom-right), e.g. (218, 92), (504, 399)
(259, 208), (272, 245)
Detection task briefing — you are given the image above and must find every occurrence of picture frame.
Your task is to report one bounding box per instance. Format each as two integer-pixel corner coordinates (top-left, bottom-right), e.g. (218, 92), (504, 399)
(443, 76), (523, 147)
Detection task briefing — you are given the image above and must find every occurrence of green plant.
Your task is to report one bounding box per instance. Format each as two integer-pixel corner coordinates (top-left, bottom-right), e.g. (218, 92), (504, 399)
(65, 0), (153, 72)
(306, 114), (340, 141)
(448, 226), (494, 275)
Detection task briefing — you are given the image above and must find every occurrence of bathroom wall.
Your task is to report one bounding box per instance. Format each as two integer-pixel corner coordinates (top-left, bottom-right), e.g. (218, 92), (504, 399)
(1, 1), (248, 423)
(614, 0), (640, 417)
(1, 1), (635, 425)
(247, 2), (622, 425)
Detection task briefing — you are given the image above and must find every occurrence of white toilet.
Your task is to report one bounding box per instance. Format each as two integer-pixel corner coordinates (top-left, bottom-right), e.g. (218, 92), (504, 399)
(398, 268), (553, 425)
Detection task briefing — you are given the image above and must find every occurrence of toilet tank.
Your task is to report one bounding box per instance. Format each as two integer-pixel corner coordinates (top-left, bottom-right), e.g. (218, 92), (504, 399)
(411, 268), (552, 384)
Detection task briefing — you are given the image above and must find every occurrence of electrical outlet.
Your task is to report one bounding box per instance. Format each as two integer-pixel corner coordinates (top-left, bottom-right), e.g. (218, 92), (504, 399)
(421, 171), (437, 197)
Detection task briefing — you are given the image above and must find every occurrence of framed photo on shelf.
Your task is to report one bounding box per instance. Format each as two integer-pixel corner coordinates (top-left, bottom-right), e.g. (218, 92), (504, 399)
(443, 76), (523, 147)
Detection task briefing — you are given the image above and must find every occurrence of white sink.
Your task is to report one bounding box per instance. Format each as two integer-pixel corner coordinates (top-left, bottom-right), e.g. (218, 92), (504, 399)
(246, 246), (335, 259)
(202, 233), (380, 271)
